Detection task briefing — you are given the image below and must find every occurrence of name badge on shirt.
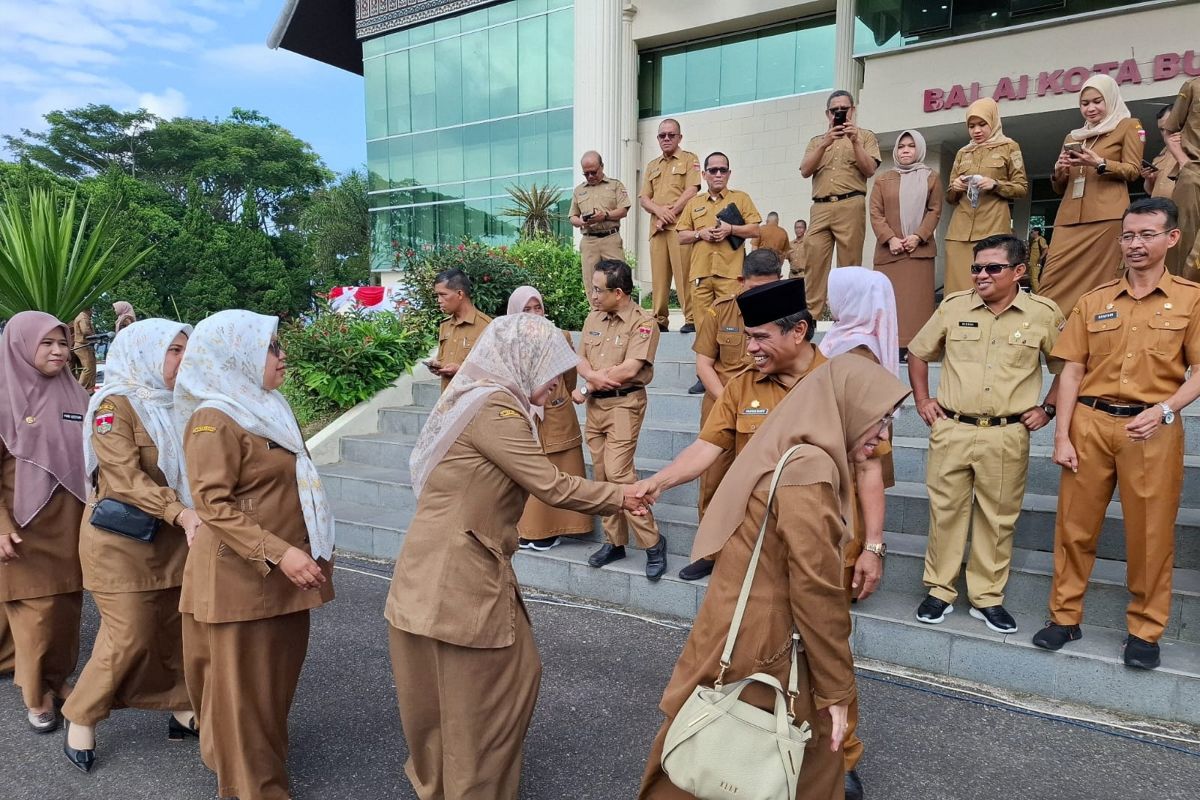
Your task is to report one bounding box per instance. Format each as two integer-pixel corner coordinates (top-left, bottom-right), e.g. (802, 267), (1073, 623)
(587, 330), (601, 336)
(742, 407), (769, 416)
(721, 326), (740, 332)
(62, 412), (83, 422)
(1094, 311), (1118, 321)
(958, 321), (979, 328)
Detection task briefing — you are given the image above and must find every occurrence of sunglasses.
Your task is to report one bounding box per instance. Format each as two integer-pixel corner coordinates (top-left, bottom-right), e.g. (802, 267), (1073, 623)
(705, 167), (730, 175)
(969, 262), (1016, 275)
(268, 339), (283, 357)
(657, 132), (680, 140)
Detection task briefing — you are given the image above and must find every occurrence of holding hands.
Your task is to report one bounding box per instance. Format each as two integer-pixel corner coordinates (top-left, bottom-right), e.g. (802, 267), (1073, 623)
(622, 484), (656, 516)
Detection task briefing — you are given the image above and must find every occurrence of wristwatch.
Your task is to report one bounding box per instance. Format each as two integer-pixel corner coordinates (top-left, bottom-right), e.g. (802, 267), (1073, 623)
(1096, 161), (1108, 175)
(1042, 403), (1057, 419)
(864, 542), (887, 559)
(1160, 402), (1176, 424)
(578, 385), (589, 397)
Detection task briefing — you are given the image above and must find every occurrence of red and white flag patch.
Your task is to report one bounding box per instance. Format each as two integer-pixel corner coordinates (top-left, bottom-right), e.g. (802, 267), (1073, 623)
(94, 412), (114, 435)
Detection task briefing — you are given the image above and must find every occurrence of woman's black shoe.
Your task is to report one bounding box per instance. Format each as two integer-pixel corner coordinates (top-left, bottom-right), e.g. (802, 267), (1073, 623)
(63, 723), (95, 773)
(168, 715), (200, 741)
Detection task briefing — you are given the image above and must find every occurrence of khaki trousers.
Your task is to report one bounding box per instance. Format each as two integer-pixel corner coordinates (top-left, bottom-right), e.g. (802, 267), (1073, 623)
(1177, 166), (1200, 281)
(690, 275), (739, 328)
(804, 195), (867, 319)
(650, 231), (693, 327)
(63, 588), (189, 726)
(76, 346), (96, 393)
(580, 232), (626, 293)
(1049, 404), (1183, 642)
(0, 604), (14, 673)
(697, 393), (735, 520)
(585, 392), (660, 548)
(389, 606), (541, 800)
(840, 564), (864, 773)
(5, 592), (81, 708)
(922, 419), (1030, 608)
(183, 611), (310, 800)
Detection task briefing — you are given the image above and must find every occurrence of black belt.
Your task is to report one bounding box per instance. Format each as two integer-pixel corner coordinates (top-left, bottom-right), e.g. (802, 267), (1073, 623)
(940, 406), (1023, 427)
(584, 229), (619, 238)
(1078, 396), (1150, 417)
(590, 386), (644, 400)
(812, 190), (865, 203)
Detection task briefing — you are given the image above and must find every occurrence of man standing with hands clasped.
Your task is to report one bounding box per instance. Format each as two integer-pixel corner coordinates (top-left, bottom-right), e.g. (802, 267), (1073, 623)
(908, 234), (1064, 635)
(640, 119), (702, 333)
(1035, 198), (1200, 670)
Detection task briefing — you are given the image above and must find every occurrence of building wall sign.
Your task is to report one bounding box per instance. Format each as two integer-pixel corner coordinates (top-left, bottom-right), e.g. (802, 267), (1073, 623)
(355, 0), (490, 39)
(923, 50), (1200, 113)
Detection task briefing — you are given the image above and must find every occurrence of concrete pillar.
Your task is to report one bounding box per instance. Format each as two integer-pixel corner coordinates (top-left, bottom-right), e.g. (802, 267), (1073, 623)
(572, 0), (623, 250)
(620, 2), (644, 283)
(834, 0), (863, 95)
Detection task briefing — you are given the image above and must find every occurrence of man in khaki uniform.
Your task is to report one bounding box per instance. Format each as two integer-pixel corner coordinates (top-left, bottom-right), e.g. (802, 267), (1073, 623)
(430, 269), (492, 391)
(569, 151), (631, 291)
(575, 259), (667, 580)
(787, 219), (808, 279)
(1027, 227), (1048, 290)
(1035, 198), (1200, 670)
(676, 152), (762, 325)
(753, 212), (790, 261)
(72, 308), (97, 393)
(1163, 78), (1199, 278)
(640, 118), (702, 332)
(800, 90), (881, 318)
(908, 234), (1063, 635)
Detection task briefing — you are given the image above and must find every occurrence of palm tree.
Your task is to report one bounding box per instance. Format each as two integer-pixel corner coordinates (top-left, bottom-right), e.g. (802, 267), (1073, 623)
(500, 183), (564, 239)
(0, 184), (152, 321)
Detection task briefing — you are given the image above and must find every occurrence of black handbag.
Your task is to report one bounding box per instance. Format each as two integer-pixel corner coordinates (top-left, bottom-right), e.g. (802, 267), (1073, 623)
(89, 498), (161, 543)
(716, 203), (747, 250)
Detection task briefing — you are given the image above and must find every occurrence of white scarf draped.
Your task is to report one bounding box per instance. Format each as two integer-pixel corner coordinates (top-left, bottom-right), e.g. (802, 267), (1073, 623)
(818, 267), (901, 378)
(1068, 74), (1131, 141)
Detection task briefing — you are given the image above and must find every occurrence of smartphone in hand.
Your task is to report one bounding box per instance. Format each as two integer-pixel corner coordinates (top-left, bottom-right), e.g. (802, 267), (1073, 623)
(832, 107), (849, 127)
(1141, 158), (1158, 172)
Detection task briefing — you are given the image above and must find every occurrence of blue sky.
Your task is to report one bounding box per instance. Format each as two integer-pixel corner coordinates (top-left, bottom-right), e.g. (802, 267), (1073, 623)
(0, 0), (366, 175)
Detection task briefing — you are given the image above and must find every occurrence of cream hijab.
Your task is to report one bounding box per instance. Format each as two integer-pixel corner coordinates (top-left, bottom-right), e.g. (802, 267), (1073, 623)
(961, 98), (1015, 152)
(84, 319), (194, 505)
(506, 286), (543, 316)
(819, 268), (901, 378)
(690, 355), (909, 560)
(409, 313), (578, 498)
(892, 129), (932, 238)
(1069, 74), (1131, 140)
(174, 310), (335, 560)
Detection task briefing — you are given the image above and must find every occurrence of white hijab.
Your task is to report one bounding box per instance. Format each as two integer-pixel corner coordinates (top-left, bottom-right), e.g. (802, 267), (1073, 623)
(175, 310), (334, 560)
(1069, 74), (1131, 141)
(818, 267), (901, 378)
(410, 313), (578, 498)
(84, 318), (194, 505)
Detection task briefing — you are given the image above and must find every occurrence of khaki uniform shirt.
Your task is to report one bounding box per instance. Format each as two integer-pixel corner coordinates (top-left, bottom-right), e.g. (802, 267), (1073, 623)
(1165, 77), (1200, 164)
(693, 295), (753, 384)
(1052, 272), (1200, 404)
(180, 408), (335, 624)
(1151, 150), (1179, 200)
(569, 177), (631, 235)
(72, 313), (95, 352)
(908, 289), (1065, 417)
(805, 130), (882, 198)
(81, 395), (188, 593)
(386, 393), (622, 648)
(538, 331), (583, 454)
(580, 303), (659, 387)
(754, 223), (790, 260)
(1051, 118), (1144, 225)
(945, 142), (1028, 241)
(1029, 235), (1048, 267)
(699, 350), (828, 455)
(437, 308), (492, 390)
(641, 150), (702, 237)
(677, 189), (763, 280)
(787, 238), (807, 276)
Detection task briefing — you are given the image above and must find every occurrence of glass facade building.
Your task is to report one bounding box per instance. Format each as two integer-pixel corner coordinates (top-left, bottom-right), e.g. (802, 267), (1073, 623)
(363, 0), (574, 269)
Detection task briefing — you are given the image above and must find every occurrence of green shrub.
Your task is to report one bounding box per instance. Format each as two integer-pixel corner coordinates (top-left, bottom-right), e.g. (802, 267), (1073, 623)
(505, 236), (589, 330)
(395, 241), (533, 325)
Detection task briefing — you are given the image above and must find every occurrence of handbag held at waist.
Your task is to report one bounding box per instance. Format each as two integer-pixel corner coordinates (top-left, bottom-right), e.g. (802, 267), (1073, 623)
(661, 444), (813, 800)
(89, 497), (161, 543)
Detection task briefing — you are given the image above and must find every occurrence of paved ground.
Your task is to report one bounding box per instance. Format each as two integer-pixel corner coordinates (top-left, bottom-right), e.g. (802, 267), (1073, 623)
(2, 555), (1199, 800)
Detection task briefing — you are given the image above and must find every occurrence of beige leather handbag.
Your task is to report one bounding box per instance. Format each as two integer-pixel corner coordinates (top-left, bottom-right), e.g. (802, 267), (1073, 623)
(661, 444), (813, 800)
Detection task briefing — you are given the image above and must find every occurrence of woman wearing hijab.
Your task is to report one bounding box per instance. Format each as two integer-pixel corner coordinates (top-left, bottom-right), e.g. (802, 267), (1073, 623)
(1038, 74), (1144, 314)
(944, 98), (1029, 295)
(61, 319), (201, 772)
(870, 130), (943, 348)
(112, 301), (136, 333)
(388, 313), (648, 800)
(0, 311), (88, 732)
(638, 355), (909, 800)
(506, 286), (594, 550)
(177, 309), (335, 800)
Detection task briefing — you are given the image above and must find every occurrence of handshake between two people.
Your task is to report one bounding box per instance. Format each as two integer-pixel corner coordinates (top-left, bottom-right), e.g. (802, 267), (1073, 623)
(619, 476), (665, 517)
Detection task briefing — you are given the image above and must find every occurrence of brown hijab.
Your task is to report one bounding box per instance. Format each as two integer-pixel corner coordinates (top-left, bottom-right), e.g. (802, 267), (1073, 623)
(960, 98), (1016, 152)
(690, 355), (909, 560)
(0, 312), (89, 525)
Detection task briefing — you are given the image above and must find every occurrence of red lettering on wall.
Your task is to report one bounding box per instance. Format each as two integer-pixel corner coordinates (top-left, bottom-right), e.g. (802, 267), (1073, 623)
(924, 88), (945, 112)
(1017, 75), (1029, 100)
(1092, 61), (1119, 76)
(993, 77), (1019, 102)
(1115, 59), (1143, 86)
(1154, 52), (1182, 81)
(1185, 50), (1200, 77)
(944, 84), (970, 109)
(1063, 67), (1091, 91)
(1038, 70), (1065, 96)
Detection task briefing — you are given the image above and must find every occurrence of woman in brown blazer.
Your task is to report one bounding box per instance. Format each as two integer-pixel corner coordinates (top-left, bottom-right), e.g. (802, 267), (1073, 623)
(507, 286), (594, 550)
(177, 310), (335, 800)
(62, 319), (201, 772)
(944, 99), (1029, 295)
(1039, 74), (1144, 314)
(869, 129), (943, 347)
(0, 311), (88, 733)
(388, 313), (648, 800)
(637, 356), (908, 800)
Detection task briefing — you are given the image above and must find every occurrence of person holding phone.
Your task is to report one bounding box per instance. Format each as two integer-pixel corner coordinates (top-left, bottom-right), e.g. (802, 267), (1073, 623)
(1039, 75), (1144, 314)
(1162, 77), (1199, 279)
(569, 151), (631, 291)
(799, 90), (882, 319)
(429, 269), (492, 392)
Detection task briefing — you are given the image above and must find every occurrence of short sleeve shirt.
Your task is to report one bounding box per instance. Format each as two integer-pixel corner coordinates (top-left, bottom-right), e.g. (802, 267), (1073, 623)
(805, 129), (882, 198)
(437, 308), (493, 390)
(676, 188), (762, 280)
(693, 296), (753, 384)
(569, 177), (631, 235)
(1165, 77), (1200, 164)
(1051, 272), (1200, 404)
(641, 150), (702, 233)
(580, 304), (659, 387)
(908, 289), (1065, 416)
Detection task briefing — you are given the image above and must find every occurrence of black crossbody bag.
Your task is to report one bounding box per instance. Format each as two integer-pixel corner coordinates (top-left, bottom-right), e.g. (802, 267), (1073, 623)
(90, 497), (161, 543)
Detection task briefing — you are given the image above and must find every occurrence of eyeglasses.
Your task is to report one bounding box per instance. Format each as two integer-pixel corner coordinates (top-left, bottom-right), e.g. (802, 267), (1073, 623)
(657, 132), (680, 140)
(582, 169), (599, 177)
(705, 167), (730, 175)
(588, 285), (613, 295)
(267, 339), (283, 357)
(1118, 230), (1172, 245)
(969, 262), (1016, 275)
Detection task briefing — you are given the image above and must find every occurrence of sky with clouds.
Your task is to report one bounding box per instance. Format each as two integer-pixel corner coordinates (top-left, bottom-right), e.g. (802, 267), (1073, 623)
(0, 0), (366, 175)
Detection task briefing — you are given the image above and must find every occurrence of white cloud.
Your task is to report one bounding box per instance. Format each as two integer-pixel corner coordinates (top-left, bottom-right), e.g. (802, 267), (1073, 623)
(202, 42), (318, 79)
(138, 87), (188, 119)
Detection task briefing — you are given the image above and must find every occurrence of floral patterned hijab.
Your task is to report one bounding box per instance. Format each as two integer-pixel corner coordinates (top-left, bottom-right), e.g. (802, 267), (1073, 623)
(174, 310), (334, 560)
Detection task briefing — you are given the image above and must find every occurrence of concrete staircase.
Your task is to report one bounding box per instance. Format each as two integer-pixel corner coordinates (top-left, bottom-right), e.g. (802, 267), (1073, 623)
(319, 332), (1200, 726)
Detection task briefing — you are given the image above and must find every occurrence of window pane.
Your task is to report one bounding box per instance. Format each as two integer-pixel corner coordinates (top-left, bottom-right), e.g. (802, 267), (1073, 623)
(719, 33), (757, 106)
(460, 9), (489, 33)
(518, 16), (547, 113)
(434, 17), (460, 39)
(409, 44), (437, 132)
(685, 46), (720, 112)
(384, 30), (409, 52)
(389, 136), (413, 188)
(658, 49), (686, 115)
(518, 113), (548, 173)
(461, 30), (490, 123)
(489, 1), (517, 24)
(411, 132), (438, 186)
(489, 23), (519, 118)
(547, 107), (572, 170)
(370, 210), (391, 270)
(639, 55), (657, 117)
(756, 28), (795, 101)
(435, 38), (463, 127)
(414, 205), (436, 244)
(438, 202), (465, 243)
(364, 56), (388, 140)
(386, 51), (410, 135)
(463, 123), (491, 180)
(795, 22), (834, 94)
(410, 21), (435, 45)
(518, 0), (547, 15)
(437, 127), (464, 183)
(367, 139), (389, 192)
(363, 37), (386, 58)
(490, 117), (519, 177)
(546, 9), (573, 108)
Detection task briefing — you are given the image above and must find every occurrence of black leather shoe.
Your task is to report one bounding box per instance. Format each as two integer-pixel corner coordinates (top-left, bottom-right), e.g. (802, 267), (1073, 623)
(844, 769), (864, 800)
(658, 323), (669, 333)
(970, 604), (1017, 633)
(1123, 635), (1161, 670)
(679, 323), (696, 334)
(645, 535), (667, 581)
(587, 543), (626, 568)
(915, 595), (952, 624)
(1032, 622), (1082, 651)
(678, 558), (714, 581)
(687, 379), (706, 395)
(63, 723), (95, 773)
(168, 715), (200, 741)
